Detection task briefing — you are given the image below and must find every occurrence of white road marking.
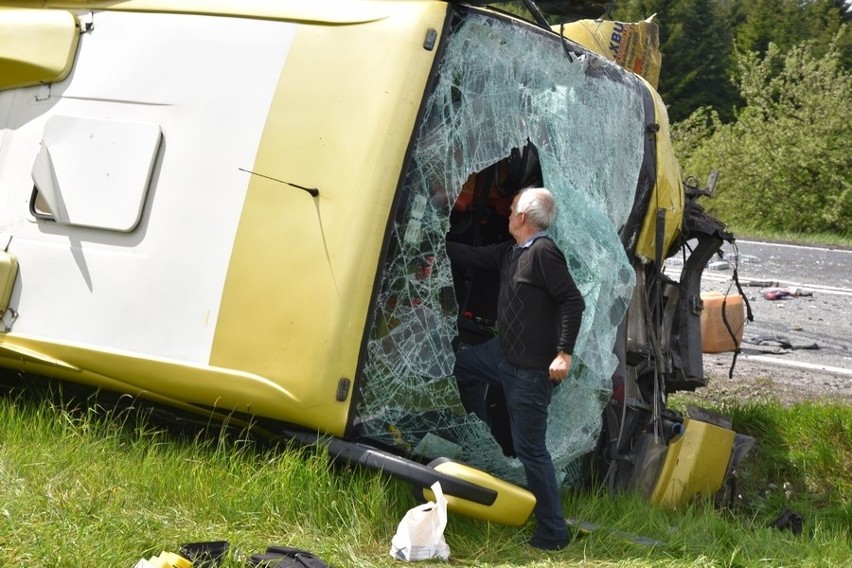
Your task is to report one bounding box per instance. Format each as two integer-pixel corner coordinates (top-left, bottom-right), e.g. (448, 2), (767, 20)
(741, 354), (852, 377)
(737, 239), (852, 254)
(702, 273), (852, 297)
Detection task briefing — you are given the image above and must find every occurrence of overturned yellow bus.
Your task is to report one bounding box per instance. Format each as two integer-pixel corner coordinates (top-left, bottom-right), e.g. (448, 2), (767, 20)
(0, 0), (746, 525)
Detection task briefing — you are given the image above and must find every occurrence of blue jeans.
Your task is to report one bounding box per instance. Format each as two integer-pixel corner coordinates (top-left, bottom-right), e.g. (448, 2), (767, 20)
(454, 337), (567, 541)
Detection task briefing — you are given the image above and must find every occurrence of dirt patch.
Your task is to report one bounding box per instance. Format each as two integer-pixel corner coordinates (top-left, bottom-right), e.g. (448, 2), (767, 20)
(672, 351), (852, 407)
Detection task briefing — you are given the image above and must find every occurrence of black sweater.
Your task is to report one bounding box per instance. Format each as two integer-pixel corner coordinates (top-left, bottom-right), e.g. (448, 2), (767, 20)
(447, 236), (585, 369)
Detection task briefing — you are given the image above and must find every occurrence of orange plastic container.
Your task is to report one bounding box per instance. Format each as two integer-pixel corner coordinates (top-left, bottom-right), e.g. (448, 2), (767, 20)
(700, 292), (745, 353)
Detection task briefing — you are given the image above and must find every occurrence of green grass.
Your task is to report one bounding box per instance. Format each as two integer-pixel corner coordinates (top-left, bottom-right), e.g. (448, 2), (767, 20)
(0, 385), (849, 567)
(723, 223), (852, 249)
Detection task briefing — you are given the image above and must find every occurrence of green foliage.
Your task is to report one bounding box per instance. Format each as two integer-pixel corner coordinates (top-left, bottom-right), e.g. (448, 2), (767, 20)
(674, 31), (852, 234)
(724, 401), (852, 508)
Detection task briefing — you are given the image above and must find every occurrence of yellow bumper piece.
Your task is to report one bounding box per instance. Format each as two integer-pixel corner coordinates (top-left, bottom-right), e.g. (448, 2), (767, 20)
(650, 417), (735, 508)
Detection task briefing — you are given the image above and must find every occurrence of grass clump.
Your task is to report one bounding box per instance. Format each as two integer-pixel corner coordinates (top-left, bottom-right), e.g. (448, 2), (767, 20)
(0, 392), (405, 566)
(0, 382), (849, 567)
(724, 400), (851, 515)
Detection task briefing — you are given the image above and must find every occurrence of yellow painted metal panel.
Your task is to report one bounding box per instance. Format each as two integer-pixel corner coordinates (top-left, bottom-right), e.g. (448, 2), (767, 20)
(650, 417), (735, 508)
(0, 251), (18, 315)
(634, 84), (684, 262)
(210, 2), (447, 437)
(0, 335), (299, 429)
(555, 19), (662, 89)
(426, 460), (536, 527)
(0, 7), (79, 91)
(0, 0), (394, 24)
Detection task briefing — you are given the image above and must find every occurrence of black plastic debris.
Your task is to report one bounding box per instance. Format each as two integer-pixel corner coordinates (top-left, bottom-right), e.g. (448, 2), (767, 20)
(747, 335), (819, 352)
(249, 545), (330, 568)
(769, 506), (804, 536)
(743, 280), (778, 288)
(178, 541), (230, 568)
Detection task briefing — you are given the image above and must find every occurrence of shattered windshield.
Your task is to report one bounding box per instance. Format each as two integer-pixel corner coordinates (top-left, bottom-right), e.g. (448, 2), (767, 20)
(357, 10), (644, 486)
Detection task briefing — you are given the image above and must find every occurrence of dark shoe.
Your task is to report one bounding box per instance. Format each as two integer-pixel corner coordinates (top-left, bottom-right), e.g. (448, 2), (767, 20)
(528, 533), (570, 551)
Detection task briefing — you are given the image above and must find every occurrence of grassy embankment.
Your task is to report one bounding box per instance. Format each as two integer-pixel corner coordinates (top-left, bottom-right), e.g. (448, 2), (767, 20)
(0, 380), (849, 567)
(724, 225), (852, 249)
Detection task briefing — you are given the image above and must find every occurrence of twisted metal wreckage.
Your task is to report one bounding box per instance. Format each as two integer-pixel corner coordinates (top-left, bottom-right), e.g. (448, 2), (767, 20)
(0, 0), (753, 525)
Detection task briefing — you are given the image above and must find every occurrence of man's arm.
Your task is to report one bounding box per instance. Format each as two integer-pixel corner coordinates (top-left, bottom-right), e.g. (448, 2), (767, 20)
(533, 241), (585, 352)
(534, 241), (585, 381)
(445, 240), (511, 271)
(555, 278), (585, 355)
(549, 285), (584, 382)
(549, 286), (584, 381)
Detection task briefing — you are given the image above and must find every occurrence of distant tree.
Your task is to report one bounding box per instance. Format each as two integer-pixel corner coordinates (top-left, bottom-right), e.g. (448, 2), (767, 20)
(660, 0), (738, 121)
(729, 0), (801, 56)
(674, 30), (851, 234)
(730, 0), (851, 68)
(805, 0), (852, 69)
(613, 0), (739, 121)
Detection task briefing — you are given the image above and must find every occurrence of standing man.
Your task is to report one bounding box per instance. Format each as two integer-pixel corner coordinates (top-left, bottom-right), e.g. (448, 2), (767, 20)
(446, 186), (585, 550)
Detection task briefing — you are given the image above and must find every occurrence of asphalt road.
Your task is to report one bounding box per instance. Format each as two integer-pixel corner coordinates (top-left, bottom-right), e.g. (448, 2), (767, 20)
(668, 239), (852, 401)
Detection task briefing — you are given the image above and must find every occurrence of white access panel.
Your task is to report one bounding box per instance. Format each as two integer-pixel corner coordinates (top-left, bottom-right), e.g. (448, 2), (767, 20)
(32, 115), (162, 231)
(0, 11), (297, 364)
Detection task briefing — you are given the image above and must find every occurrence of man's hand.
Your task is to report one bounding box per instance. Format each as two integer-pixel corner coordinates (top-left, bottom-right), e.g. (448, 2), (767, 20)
(549, 352), (572, 383)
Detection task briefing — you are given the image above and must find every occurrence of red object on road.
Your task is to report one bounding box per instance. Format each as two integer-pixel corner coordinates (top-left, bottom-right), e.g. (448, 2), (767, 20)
(761, 287), (798, 300)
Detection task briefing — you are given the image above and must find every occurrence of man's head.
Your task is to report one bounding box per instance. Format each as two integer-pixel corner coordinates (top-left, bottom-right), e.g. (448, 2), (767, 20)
(509, 187), (557, 242)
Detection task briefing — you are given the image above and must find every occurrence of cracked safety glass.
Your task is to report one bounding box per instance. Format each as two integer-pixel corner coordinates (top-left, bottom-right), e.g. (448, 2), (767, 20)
(357, 11), (645, 486)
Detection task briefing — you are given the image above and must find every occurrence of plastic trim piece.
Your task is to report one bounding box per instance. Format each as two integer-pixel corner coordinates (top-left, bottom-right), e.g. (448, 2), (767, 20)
(281, 429), (498, 506)
(0, 8), (79, 91)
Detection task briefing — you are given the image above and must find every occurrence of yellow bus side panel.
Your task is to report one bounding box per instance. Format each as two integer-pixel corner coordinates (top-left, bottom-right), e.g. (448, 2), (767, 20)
(210, 3), (447, 436)
(634, 86), (684, 261)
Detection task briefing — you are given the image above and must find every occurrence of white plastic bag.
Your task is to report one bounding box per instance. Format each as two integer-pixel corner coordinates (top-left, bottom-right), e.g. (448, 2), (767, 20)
(389, 481), (451, 561)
